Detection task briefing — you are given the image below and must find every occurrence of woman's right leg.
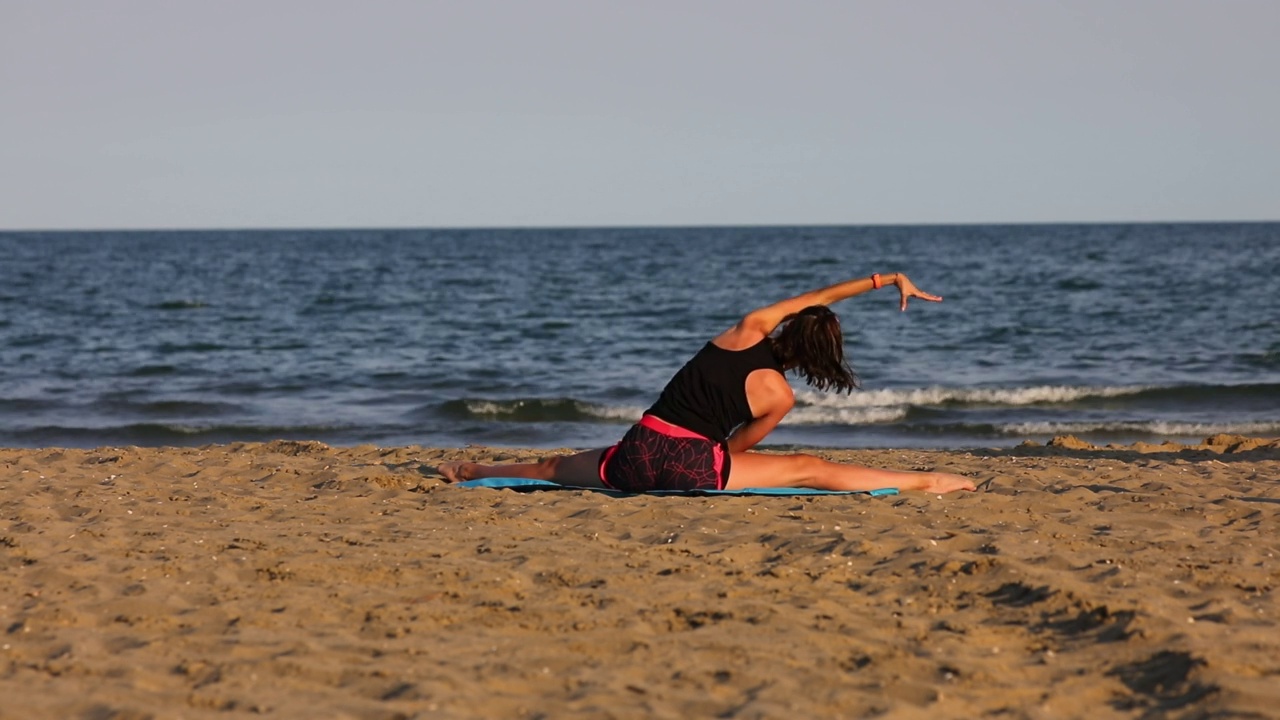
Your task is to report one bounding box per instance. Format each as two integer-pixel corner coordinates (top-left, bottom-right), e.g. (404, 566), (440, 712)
(438, 448), (609, 489)
(726, 451), (975, 494)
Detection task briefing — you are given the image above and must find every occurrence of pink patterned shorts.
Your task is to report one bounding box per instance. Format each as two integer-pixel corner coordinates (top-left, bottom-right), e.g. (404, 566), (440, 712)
(598, 414), (728, 491)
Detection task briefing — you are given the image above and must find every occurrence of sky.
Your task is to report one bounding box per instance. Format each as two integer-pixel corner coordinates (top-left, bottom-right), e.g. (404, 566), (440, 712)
(2, 0), (1277, 229)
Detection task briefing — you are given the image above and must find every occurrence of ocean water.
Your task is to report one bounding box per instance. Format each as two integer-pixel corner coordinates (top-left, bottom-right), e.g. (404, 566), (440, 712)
(1, 224), (1276, 450)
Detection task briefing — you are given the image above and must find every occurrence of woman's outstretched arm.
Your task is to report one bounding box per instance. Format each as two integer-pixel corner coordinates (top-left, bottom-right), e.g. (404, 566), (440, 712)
(725, 272), (942, 341)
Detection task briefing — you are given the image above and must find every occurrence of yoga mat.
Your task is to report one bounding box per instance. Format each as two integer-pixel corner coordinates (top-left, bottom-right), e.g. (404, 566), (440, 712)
(456, 477), (898, 497)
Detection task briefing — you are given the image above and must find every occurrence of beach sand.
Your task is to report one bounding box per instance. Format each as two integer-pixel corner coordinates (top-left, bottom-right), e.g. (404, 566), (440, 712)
(2, 436), (1278, 719)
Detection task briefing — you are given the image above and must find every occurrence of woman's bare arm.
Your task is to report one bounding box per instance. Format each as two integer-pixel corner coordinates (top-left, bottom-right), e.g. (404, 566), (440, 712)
(715, 272), (941, 347)
(726, 372), (795, 452)
(726, 413), (786, 453)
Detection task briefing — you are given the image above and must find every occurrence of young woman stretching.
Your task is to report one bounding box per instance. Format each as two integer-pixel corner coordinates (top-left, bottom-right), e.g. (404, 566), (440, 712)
(439, 273), (976, 495)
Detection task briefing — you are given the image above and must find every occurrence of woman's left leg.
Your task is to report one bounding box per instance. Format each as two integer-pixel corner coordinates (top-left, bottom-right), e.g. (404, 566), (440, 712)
(437, 448), (609, 489)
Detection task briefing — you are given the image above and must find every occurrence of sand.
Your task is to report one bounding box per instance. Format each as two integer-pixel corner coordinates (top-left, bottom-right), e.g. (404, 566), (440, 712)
(1, 436), (1278, 719)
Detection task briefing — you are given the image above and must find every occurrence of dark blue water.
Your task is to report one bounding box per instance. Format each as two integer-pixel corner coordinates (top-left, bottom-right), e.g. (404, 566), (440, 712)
(1, 224), (1276, 449)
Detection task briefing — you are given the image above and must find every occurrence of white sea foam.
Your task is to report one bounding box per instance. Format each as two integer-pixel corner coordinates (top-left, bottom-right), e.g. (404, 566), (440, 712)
(793, 384), (1150, 409)
(463, 384), (1236, 431)
(585, 404), (647, 421)
(781, 405), (909, 426)
(1000, 420), (1280, 437)
(463, 398), (644, 422)
(463, 400), (517, 416)
(584, 401), (907, 426)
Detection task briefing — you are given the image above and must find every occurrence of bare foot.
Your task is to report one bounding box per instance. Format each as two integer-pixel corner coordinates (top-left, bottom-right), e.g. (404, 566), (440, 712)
(921, 472), (977, 494)
(437, 461), (474, 483)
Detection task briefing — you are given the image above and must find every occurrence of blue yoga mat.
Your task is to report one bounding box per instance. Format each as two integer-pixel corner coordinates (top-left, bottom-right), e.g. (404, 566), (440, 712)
(456, 477), (898, 497)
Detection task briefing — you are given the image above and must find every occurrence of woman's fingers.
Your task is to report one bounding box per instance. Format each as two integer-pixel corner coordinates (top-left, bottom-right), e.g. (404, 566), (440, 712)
(900, 288), (943, 311)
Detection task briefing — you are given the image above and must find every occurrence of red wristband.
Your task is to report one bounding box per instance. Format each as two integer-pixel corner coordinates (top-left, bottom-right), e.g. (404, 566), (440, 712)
(871, 273), (882, 290)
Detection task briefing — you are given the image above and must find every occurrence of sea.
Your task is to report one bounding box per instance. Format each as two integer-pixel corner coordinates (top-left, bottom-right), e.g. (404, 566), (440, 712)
(1, 224), (1276, 451)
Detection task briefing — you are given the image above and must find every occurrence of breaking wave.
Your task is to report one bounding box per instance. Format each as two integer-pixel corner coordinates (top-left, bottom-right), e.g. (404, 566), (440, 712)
(997, 420), (1280, 437)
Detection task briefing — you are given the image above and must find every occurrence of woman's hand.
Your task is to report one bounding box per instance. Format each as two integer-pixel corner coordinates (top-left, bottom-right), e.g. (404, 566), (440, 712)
(894, 274), (943, 311)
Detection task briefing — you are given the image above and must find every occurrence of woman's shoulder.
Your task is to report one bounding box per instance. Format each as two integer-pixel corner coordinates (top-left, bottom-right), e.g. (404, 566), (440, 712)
(709, 325), (768, 352)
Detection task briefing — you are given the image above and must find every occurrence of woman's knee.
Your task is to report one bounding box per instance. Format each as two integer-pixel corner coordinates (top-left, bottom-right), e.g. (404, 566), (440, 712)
(782, 453), (828, 483)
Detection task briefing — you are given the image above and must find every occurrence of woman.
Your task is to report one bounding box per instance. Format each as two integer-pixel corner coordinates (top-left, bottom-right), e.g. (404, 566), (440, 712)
(439, 272), (976, 494)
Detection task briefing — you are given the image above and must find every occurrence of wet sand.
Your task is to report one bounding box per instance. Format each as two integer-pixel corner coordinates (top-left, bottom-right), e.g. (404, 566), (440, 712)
(2, 435), (1278, 719)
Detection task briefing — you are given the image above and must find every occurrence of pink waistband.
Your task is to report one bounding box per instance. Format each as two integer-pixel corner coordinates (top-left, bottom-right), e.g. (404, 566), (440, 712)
(639, 414), (710, 441)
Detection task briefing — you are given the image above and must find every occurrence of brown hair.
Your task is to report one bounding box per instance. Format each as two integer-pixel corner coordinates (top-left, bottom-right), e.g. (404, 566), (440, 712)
(768, 305), (859, 393)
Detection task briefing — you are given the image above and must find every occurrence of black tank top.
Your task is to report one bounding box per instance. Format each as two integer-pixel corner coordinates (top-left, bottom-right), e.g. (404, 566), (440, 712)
(646, 339), (785, 442)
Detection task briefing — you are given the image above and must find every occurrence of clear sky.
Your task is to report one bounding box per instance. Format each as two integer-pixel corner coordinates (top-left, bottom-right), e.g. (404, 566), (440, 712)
(2, 0), (1277, 229)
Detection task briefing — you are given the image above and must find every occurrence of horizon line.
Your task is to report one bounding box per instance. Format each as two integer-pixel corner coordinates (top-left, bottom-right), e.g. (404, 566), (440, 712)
(3, 218), (1278, 234)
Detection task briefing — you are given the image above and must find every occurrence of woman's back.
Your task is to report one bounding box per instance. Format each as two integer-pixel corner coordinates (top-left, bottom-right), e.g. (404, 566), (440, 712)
(645, 339), (783, 443)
